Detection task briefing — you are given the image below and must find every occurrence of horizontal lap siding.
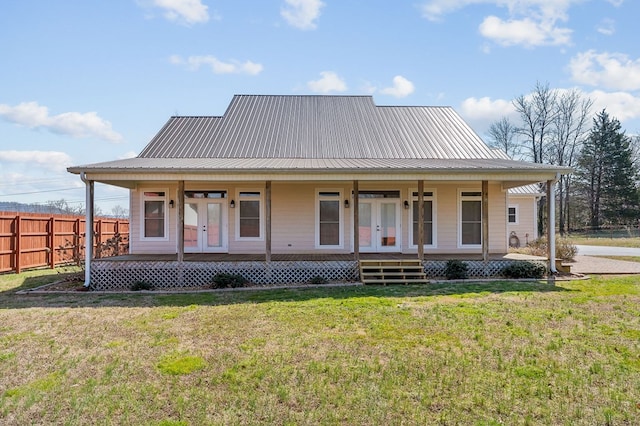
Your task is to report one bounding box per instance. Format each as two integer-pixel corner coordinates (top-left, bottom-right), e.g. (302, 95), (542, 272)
(508, 196), (538, 245)
(130, 185), (178, 254)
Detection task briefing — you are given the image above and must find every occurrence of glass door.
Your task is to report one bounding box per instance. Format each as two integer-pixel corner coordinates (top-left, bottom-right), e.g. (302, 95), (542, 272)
(184, 197), (228, 253)
(358, 198), (400, 252)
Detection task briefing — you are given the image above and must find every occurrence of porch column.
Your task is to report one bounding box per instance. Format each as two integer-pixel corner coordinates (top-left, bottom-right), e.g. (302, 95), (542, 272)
(482, 180), (489, 262)
(265, 181), (272, 263)
(177, 180), (184, 263)
(547, 178), (557, 273)
(80, 173), (94, 288)
(417, 180), (424, 260)
(353, 180), (359, 261)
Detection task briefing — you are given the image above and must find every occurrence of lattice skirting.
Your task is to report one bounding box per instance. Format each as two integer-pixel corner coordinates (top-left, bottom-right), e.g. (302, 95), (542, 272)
(423, 259), (548, 279)
(91, 260), (359, 291)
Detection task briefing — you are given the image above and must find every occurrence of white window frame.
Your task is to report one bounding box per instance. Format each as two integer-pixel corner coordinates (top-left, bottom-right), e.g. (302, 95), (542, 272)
(235, 189), (264, 241)
(508, 204), (519, 225)
(409, 189), (437, 249)
(458, 189), (482, 248)
(140, 189), (169, 241)
(315, 189), (344, 249)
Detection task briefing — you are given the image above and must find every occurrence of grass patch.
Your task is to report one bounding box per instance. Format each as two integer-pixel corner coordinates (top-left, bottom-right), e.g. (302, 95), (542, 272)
(596, 255), (640, 263)
(0, 269), (639, 424)
(569, 236), (640, 248)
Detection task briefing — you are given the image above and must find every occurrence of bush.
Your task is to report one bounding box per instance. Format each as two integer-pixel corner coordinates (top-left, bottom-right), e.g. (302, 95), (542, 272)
(502, 261), (547, 279)
(516, 236), (577, 261)
(445, 260), (469, 280)
(131, 281), (153, 291)
(211, 273), (247, 289)
(309, 276), (328, 285)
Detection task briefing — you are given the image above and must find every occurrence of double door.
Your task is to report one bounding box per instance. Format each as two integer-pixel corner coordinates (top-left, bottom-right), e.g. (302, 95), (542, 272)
(358, 199), (400, 252)
(184, 199), (227, 252)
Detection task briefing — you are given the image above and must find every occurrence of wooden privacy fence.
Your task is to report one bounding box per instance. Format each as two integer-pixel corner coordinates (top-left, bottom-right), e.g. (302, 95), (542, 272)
(0, 212), (129, 274)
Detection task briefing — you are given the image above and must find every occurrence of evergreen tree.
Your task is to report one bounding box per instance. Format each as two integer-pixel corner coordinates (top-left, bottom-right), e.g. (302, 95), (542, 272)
(576, 110), (638, 228)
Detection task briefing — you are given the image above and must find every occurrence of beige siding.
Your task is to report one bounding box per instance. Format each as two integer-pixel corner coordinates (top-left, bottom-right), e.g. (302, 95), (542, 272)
(128, 180), (514, 255)
(507, 195), (538, 247)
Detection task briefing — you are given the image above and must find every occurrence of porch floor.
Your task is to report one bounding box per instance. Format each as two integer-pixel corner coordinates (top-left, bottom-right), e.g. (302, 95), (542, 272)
(97, 252), (545, 262)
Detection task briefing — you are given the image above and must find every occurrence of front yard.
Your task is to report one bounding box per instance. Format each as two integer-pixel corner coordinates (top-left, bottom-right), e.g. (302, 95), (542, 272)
(1, 269), (639, 425)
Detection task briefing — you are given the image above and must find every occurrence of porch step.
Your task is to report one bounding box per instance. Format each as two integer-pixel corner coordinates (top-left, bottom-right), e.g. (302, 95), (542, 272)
(359, 259), (428, 285)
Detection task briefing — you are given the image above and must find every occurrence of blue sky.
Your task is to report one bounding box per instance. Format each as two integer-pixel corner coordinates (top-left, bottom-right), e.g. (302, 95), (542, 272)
(1, 0), (639, 214)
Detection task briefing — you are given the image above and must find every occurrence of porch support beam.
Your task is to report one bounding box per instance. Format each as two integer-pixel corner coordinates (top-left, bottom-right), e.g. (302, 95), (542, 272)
(547, 177), (558, 273)
(265, 180), (272, 263)
(482, 180), (489, 262)
(80, 173), (94, 288)
(353, 180), (359, 262)
(417, 180), (424, 260)
(177, 180), (184, 263)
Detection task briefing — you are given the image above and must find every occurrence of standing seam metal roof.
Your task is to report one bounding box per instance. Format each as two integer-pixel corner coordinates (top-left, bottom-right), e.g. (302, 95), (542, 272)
(138, 95), (498, 160)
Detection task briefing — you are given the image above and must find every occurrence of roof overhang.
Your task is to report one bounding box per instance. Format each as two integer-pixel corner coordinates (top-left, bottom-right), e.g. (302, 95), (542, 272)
(68, 158), (570, 190)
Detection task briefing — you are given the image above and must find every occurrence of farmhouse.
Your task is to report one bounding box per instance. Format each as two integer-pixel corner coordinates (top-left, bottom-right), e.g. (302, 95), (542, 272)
(68, 95), (568, 289)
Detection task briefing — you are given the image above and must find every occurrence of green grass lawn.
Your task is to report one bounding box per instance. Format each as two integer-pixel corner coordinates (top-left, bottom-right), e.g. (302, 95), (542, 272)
(569, 236), (640, 248)
(1, 270), (639, 425)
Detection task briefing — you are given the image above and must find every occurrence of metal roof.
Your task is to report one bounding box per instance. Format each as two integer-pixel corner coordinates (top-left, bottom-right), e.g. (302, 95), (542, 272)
(68, 157), (567, 174)
(138, 95), (498, 160)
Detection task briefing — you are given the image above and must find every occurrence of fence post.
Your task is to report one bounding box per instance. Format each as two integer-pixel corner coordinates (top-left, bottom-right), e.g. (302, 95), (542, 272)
(96, 219), (102, 259)
(49, 217), (56, 269)
(74, 218), (80, 264)
(15, 215), (21, 274)
(115, 220), (120, 255)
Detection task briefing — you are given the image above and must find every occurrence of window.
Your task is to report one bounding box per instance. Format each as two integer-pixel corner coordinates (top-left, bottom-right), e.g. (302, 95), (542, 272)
(141, 191), (167, 239)
(460, 191), (482, 246)
(508, 205), (518, 224)
(316, 191), (343, 248)
(411, 191), (435, 247)
(237, 191), (262, 239)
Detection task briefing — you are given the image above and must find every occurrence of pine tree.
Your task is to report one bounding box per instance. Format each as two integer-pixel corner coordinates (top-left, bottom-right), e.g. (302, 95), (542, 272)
(576, 110), (639, 228)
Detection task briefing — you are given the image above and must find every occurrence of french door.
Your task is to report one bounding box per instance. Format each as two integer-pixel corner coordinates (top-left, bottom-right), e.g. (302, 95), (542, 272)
(358, 199), (401, 252)
(184, 199), (228, 253)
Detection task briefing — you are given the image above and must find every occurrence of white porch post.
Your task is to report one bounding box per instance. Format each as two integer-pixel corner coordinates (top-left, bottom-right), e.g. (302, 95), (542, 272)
(547, 178), (558, 273)
(80, 173), (94, 288)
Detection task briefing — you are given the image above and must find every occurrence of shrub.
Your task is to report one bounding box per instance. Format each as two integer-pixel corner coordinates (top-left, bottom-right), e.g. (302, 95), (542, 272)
(211, 273), (247, 289)
(445, 260), (469, 280)
(131, 281), (153, 291)
(515, 236), (577, 261)
(502, 261), (547, 279)
(310, 276), (328, 285)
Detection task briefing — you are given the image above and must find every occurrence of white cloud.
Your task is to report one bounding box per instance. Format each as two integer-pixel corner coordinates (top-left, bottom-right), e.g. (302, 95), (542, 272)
(0, 102), (122, 142)
(596, 18), (615, 36)
(307, 71), (347, 93)
(119, 151), (138, 159)
(568, 50), (640, 91)
(281, 0), (325, 30)
(170, 55), (263, 75)
(147, 0), (209, 25)
(459, 96), (516, 134)
(606, 0), (624, 6)
(380, 76), (415, 98)
(479, 15), (571, 47)
(587, 90), (640, 123)
(0, 151), (73, 173)
(421, 0), (580, 47)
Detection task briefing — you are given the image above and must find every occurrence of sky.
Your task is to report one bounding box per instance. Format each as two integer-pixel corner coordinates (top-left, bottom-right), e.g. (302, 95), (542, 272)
(1, 0), (640, 214)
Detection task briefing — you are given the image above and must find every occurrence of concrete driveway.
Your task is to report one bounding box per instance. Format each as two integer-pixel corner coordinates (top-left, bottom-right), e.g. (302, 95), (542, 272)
(570, 245), (640, 274)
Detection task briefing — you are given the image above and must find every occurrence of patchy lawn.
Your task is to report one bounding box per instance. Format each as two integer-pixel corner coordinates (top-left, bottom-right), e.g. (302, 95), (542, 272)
(1, 270), (639, 425)
(570, 236), (640, 248)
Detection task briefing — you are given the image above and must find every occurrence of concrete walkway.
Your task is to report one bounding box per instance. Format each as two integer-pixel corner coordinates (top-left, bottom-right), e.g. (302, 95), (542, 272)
(567, 245), (640, 274)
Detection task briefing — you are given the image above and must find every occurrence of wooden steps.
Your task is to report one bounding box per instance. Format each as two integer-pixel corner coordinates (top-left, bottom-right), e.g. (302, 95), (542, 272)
(359, 259), (428, 285)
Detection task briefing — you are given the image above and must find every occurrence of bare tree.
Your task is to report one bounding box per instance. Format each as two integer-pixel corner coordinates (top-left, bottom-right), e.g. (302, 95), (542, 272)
(111, 205), (129, 219)
(552, 89), (593, 234)
(512, 81), (559, 235)
(513, 81), (558, 164)
(488, 117), (521, 159)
